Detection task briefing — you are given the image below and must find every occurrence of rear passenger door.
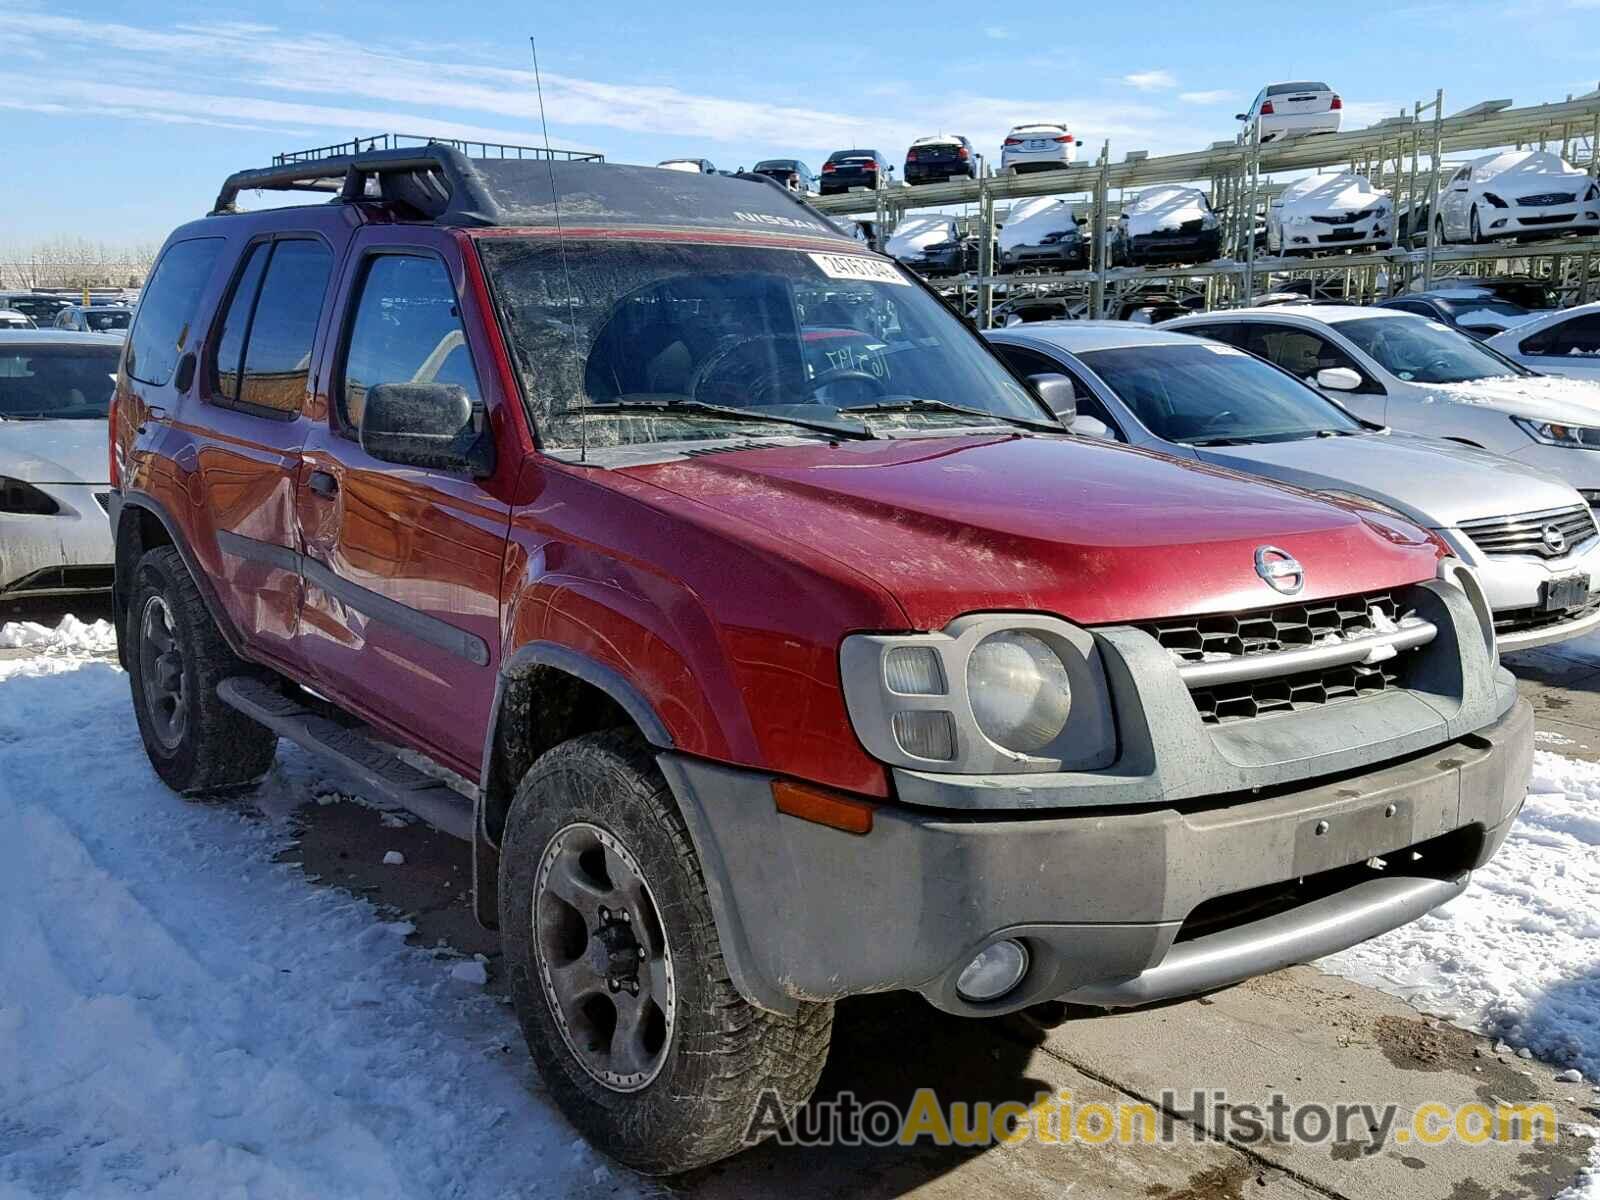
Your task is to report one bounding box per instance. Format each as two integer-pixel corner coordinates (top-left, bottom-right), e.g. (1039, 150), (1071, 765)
(295, 234), (512, 773)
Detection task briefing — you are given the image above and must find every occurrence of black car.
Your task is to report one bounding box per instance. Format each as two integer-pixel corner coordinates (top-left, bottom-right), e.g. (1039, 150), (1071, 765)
(820, 149), (893, 195)
(904, 136), (977, 186)
(0, 292), (74, 324)
(1374, 289), (1536, 341)
(751, 158), (817, 193)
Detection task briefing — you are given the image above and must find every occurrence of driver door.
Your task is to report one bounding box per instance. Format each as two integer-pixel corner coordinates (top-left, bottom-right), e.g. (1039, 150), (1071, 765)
(294, 232), (512, 773)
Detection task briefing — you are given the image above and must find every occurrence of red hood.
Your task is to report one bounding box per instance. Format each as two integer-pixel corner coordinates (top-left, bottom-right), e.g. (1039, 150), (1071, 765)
(623, 434), (1443, 630)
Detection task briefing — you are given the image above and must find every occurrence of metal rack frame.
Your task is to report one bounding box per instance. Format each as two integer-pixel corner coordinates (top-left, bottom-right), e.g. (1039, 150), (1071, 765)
(812, 88), (1600, 322)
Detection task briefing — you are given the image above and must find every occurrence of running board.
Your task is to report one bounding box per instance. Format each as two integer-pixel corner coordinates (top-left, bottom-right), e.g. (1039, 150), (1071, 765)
(217, 676), (475, 841)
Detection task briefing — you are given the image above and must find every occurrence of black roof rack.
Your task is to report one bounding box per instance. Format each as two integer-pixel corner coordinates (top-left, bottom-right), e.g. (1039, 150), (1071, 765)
(271, 133), (602, 167)
(211, 143), (857, 242)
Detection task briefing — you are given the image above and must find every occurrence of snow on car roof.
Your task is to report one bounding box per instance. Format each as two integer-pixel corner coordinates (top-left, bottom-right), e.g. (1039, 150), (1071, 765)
(1466, 149), (1584, 181)
(911, 135), (962, 146)
(1170, 304), (1399, 325)
(1009, 123), (1066, 133)
(1280, 171), (1378, 201)
(1126, 185), (1203, 212)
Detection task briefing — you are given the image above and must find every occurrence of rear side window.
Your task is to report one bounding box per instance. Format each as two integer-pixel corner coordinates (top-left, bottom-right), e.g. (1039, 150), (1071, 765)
(126, 238), (224, 386)
(210, 239), (333, 416)
(1521, 314), (1600, 357)
(340, 254), (481, 432)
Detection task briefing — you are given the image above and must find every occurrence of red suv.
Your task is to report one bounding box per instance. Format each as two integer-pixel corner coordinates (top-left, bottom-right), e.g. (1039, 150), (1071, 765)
(109, 145), (1531, 1174)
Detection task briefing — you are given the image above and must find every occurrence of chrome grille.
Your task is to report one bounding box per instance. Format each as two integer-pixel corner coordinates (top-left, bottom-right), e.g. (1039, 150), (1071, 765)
(1458, 504), (1597, 559)
(1519, 192), (1576, 206)
(1140, 590), (1404, 664)
(1192, 660), (1400, 724)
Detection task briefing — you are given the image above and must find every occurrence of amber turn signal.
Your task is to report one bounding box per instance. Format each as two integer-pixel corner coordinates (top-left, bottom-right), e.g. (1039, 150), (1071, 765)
(771, 780), (874, 835)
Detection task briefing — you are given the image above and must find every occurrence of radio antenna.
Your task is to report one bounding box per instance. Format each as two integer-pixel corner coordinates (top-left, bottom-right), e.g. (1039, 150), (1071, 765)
(529, 35), (587, 463)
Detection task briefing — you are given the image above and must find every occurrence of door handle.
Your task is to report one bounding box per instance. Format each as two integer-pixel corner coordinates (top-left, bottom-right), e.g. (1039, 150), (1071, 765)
(307, 470), (339, 499)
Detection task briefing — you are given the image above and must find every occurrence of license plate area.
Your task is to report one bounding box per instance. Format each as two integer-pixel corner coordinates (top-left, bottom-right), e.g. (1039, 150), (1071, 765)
(1541, 574), (1590, 613)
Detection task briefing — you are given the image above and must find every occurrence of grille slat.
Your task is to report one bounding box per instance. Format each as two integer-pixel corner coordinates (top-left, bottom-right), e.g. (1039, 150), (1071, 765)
(1459, 503), (1597, 559)
(1139, 589), (1416, 726)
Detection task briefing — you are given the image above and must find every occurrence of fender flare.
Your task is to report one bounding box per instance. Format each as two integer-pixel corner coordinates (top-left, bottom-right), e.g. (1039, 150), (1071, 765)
(110, 491), (247, 665)
(471, 642), (675, 927)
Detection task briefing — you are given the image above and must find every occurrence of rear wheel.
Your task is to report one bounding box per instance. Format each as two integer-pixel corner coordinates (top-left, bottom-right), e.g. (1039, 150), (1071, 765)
(127, 546), (277, 794)
(499, 729), (833, 1174)
(1434, 216), (1448, 245)
(1470, 206), (1484, 244)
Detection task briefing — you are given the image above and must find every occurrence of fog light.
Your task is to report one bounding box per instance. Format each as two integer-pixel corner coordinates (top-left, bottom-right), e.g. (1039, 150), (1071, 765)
(956, 939), (1029, 1002)
(891, 710), (956, 761)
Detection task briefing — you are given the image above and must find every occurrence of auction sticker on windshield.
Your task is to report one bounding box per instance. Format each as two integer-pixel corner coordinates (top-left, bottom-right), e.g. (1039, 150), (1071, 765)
(1202, 343), (1246, 355)
(808, 253), (910, 286)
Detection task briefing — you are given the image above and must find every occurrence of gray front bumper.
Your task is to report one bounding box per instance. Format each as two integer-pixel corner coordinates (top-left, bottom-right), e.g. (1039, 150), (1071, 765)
(661, 696), (1532, 1018)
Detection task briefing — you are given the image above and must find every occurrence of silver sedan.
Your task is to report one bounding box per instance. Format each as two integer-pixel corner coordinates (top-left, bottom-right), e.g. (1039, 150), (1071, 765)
(986, 321), (1600, 652)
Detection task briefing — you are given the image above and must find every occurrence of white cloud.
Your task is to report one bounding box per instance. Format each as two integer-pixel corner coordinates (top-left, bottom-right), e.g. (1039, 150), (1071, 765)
(1122, 70), (1177, 91)
(983, 25), (1013, 39)
(1179, 90), (1233, 105)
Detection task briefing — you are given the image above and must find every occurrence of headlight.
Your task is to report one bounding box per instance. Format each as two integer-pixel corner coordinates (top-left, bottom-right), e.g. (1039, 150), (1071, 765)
(1320, 490), (1414, 522)
(1201, 214), (1219, 230)
(1481, 192), (1509, 209)
(966, 631), (1073, 753)
(839, 615), (1116, 775)
(0, 477), (60, 515)
(1511, 417), (1600, 448)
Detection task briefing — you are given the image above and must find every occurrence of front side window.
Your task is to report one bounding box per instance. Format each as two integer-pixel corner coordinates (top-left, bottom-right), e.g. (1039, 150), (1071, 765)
(0, 344), (123, 419)
(126, 238), (224, 386)
(341, 254), (481, 432)
(993, 344), (1123, 439)
(1078, 343), (1361, 444)
(478, 238), (1045, 451)
(1332, 315), (1522, 384)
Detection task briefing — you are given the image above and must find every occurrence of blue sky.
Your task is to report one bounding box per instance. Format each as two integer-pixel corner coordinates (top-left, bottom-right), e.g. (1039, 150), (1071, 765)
(2, 0), (1597, 246)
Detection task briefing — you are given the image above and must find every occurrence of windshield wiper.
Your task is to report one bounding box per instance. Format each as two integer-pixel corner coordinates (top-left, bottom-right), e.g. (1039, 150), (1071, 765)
(580, 399), (875, 441)
(843, 397), (1063, 434)
(1187, 436), (1251, 446)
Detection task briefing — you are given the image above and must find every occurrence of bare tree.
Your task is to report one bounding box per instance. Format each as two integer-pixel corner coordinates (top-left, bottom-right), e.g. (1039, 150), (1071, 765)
(0, 237), (160, 291)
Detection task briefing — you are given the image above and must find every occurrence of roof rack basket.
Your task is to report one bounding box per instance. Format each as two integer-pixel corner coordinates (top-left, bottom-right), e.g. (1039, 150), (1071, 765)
(210, 134), (603, 224)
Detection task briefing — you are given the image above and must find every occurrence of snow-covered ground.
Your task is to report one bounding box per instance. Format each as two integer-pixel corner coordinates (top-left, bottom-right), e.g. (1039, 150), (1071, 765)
(0, 630), (642, 1200)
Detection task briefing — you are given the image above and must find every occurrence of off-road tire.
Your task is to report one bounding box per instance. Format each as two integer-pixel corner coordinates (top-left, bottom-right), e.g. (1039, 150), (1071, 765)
(500, 729), (833, 1175)
(127, 545), (277, 794)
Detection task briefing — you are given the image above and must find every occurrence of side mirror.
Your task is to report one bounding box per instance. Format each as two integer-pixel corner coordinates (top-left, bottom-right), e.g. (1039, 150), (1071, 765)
(1028, 372), (1077, 420)
(1315, 367), (1363, 392)
(359, 382), (495, 477)
(1070, 415), (1112, 439)
(1234, 113), (1249, 122)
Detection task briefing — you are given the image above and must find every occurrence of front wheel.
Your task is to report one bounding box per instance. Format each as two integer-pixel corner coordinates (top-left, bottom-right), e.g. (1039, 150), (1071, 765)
(1470, 206), (1484, 244)
(127, 546), (277, 795)
(499, 730), (833, 1175)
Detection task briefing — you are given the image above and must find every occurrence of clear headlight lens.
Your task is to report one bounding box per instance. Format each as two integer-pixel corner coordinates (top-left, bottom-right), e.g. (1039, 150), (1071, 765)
(966, 631), (1073, 754)
(1512, 417), (1600, 448)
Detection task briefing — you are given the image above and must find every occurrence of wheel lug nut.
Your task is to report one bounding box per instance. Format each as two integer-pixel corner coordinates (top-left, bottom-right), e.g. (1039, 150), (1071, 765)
(598, 907), (610, 921)
(637, 947), (646, 960)
(620, 912), (630, 923)
(608, 978), (620, 992)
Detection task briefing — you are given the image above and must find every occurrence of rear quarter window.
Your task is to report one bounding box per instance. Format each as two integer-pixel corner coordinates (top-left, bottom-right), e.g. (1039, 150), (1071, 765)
(126, 238), (225, 387)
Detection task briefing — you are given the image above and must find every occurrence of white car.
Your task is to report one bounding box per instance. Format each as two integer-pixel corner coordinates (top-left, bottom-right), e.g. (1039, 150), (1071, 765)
(0, 330), (121, 597)
(1000, 123), (1075, 174)
(1268, 172), (1392, 255)
(1435, 150), (1600, 244)
(1237, 82), (1341, 145)
(656, 158), (716, 174)
(1487, 302), (1600, 381)
(997, 196), (1085, 271)
(0, 309), (36, 330)
(884, 215), (965, 277)
(1161, 305), (1600, 508)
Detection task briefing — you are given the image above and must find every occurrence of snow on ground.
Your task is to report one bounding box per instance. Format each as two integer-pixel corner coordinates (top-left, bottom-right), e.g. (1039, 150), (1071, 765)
(0, 614), (116, 654)
(1321, 749), (1600, 1077)
(0, 654), (643, 1200)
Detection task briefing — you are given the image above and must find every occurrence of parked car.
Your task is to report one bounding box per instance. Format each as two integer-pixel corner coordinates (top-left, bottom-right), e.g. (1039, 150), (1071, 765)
(1438, 275), (1562, 312)
(0, 309), (36, 330)
(0, 330), (120, 597)
(751, 158), (816, 193)
(1111, 186), (1222, 266)
(1375, 288), (1537, 340)
(656, 158), (716, 174)
(1000, 123), (1076, 174)
(1268, 172), (1391, 255)
(112, 146), (1527, 1176)
(1237, 81), (1341, 144)
(904, 135), (978, 185)
(989, 321), (1600, 651)
(884, 214), (968, 277)
(829, 215), (881, 250)
(0, 292), (73, 324)
(998, 196), (1086, 272)
(1487, 302), (1600, 380)
(1435, 150), (1600, 244)
(54, 304), (133, 333)
(819, 148), (893, 194)
(1163, 305), (1600, 510)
